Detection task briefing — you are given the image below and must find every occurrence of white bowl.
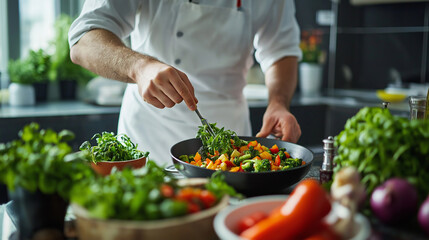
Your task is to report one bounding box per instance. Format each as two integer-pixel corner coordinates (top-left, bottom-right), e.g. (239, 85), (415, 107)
(214, 195), (371, 240)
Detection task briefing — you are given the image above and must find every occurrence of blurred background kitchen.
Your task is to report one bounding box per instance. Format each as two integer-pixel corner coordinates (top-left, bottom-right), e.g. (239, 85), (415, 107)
(0, 0), (428, 165)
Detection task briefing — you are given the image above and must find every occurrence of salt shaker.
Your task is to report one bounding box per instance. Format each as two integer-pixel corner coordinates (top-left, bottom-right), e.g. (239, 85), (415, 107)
(409, 96), (427, 120)
(320, 136), (335, 184)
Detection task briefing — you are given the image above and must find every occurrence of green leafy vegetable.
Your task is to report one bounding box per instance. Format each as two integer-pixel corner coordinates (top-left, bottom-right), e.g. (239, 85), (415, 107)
(80, 132), (149, 163)
(71, 161), (240, 220)
(0, 122), (94, 199)
(197, 123), (247, 156)
(334, 107), (429, 200)
(204, 171), (243, 200)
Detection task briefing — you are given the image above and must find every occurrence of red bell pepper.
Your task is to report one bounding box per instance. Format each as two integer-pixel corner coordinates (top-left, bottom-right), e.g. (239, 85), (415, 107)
(240, 179), (331, 240)
(269, 144), (279, 154)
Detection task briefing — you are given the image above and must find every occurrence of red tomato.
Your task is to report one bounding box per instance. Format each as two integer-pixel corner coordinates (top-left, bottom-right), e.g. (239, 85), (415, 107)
(237, 212), (268, 234)
(199, 190), (217, 208)
(176, 187), (194, 201)
(160, 184), (174, 198)
(187, 202), (201, 214)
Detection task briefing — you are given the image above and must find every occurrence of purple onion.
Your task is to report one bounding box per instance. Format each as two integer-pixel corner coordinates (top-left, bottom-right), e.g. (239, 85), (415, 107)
(370, 178), (418, 224)
(418, 195), (429, 235)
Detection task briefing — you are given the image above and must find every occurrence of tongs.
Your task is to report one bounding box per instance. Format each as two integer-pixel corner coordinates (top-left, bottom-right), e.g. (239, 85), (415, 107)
(195, 108), (216, 137)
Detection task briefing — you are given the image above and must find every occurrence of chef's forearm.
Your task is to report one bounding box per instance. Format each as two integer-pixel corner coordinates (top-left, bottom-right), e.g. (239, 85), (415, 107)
(264, 56), (298, 110)
(70, 28), (152, 84)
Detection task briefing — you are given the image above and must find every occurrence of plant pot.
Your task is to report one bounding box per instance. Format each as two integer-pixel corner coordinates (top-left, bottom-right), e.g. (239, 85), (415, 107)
(33, 82), (49, 102)
(299, 63), (323, 96)
(59, 80), (77, 100)
(90, 156), (147, 176)
(8, 83), (35, 106)
(7, 187), (68, 239)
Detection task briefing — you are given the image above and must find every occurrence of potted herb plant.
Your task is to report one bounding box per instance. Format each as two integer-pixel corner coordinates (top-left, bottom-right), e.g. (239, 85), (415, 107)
(80, 131), (149, 176)
(27, 49), (52, 102)
(50, 14), (96, 100)
(7, 49), (52, 105)
(7, 58), (36, 106)
(0, 123), (94, 239)
(299, 29), (325, 96)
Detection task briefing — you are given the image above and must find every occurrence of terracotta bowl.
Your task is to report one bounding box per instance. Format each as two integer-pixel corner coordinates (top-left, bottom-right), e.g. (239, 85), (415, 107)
(90, 156), (147, 176)
(71, 178), (229, 240)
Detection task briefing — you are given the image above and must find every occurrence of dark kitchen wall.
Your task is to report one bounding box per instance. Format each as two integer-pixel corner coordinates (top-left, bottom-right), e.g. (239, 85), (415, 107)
(295, 0), (429, 90)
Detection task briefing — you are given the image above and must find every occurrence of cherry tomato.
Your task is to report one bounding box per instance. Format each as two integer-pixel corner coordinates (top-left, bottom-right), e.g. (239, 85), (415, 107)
(199, 190), (217, 208)
(237, 212), (268, 234)
(187, 202), (201, 214)
(160, 184), (174, 198)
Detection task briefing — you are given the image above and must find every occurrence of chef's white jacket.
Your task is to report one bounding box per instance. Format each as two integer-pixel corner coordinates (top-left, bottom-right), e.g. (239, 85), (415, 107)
(69, 0), (302, 165)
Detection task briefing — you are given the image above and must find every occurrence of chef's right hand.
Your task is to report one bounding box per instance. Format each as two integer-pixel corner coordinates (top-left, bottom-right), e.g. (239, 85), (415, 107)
(135, 59), (198, 111)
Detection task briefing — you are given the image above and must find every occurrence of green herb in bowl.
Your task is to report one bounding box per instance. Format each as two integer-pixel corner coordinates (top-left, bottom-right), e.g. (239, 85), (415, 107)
(80, 132), (149, 175)
(80, 132), (149, 163)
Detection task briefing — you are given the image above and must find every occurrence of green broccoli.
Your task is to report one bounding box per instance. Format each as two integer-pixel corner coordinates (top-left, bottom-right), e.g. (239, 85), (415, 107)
(277, 151), (286, 160)
(254, 159), (271, 172)
(241, 160), (255, 172)
(243, 147), (259, 158)
(232, 153), (252, 166)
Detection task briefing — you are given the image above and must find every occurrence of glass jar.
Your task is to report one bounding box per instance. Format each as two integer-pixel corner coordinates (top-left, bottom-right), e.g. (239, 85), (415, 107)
(409, 96), (427, 120)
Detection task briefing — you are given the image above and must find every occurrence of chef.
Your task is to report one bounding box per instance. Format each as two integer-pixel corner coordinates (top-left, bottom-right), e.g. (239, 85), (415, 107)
(69, 0), (302, 165)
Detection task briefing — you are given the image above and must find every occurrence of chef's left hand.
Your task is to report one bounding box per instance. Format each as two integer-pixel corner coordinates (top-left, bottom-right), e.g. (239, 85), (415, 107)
(255, 103), (301, 143)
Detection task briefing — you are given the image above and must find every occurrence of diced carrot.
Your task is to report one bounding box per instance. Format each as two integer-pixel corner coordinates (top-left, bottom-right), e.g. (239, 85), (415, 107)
(239, 145), (249, 153)
(190, 161), (196, 165)
(230, 167), (240, 172)
(285, 152), (291, 158)
(214, 159), (222, 165)
(253, 156), (261, 160)
(206, 158), (212, 165)
(194, 152), (202, 161)
(254, 143), (262, 151)
(302, 161), (306, 166)
(259, 151), (272, 160)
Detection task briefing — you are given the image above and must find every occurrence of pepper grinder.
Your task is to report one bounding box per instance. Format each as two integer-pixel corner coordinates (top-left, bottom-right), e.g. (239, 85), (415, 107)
(320, 136), (335, 184)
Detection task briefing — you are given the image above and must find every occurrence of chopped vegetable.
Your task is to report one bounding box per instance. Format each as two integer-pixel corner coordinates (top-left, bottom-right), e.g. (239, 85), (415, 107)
(71, 161), (240, 220)
(185, 123), (303, 173)
(240, 179), (332, 240)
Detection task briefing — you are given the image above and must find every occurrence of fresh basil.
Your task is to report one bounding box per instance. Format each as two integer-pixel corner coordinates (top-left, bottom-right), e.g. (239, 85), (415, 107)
(80, 132), (149, 163)
(0, 123), (94, 199)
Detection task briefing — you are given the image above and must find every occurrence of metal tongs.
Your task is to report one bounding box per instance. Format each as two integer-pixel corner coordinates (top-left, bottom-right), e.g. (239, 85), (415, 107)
(195, 108), (216, 137)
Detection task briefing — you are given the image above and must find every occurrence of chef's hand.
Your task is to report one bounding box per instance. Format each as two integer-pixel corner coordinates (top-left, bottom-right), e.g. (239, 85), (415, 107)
(256, 103), (301, 143)
(135, 59), (198, 111)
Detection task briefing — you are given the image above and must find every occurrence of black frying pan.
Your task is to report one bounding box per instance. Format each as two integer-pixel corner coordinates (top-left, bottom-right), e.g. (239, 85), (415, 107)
(170, 137), (314, 196)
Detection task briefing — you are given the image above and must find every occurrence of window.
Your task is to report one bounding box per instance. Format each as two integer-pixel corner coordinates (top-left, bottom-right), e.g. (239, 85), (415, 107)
(19, 0), (56, 58)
